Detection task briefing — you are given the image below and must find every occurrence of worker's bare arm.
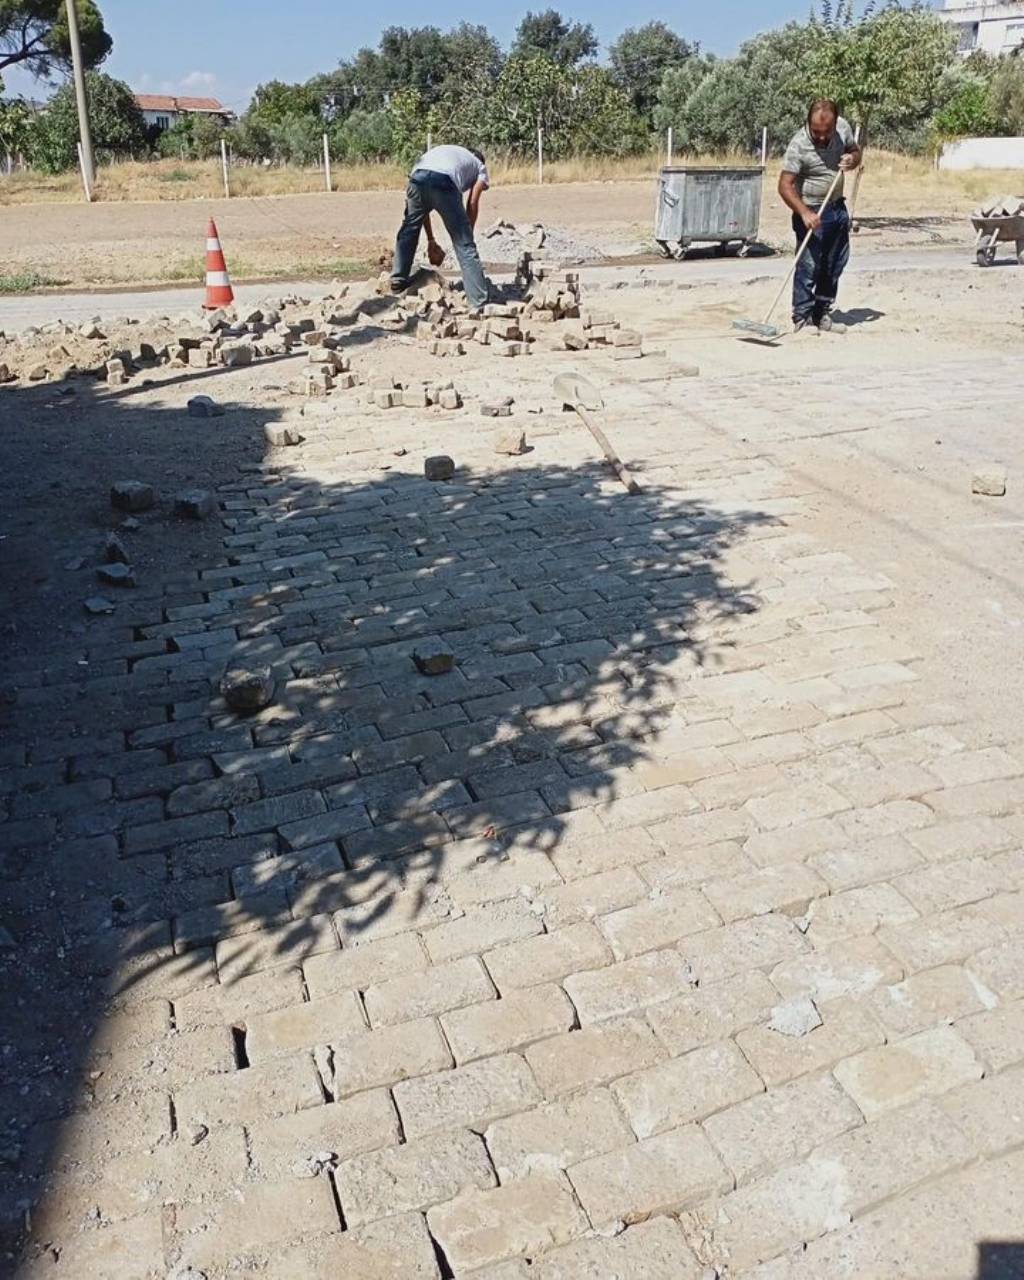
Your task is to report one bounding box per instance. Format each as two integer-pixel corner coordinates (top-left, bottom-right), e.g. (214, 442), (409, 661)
(840, 143), (863, 170)
(466, 180), (486, 230)
(778, 171), (820, 232)
(424, 212), (437, 244)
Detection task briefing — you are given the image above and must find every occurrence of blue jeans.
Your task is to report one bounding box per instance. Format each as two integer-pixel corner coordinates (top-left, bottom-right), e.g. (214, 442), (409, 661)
(792, 198), (850, 324)
(391, 169), (490, 309)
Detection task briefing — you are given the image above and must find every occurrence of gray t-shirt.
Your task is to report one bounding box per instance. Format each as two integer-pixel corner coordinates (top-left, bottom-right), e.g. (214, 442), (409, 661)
(781, 117), (855, 205)
(413, 145), (490, 193)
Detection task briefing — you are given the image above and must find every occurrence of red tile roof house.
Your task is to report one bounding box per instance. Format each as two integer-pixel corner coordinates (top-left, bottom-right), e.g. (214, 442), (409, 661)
(135, 95), (236, 132)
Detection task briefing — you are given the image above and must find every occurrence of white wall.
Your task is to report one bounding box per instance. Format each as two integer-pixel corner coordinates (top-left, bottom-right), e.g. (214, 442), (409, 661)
(939, 136), (1024, 169)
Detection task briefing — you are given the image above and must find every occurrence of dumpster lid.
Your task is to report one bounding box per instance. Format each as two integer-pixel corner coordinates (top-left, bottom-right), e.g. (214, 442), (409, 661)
(659, 165), (764, 174)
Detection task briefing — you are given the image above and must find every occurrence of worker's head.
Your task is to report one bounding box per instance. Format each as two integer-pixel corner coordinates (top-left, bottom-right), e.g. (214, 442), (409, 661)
(807, 99), (840, 147)
(468, 147), (486, 164)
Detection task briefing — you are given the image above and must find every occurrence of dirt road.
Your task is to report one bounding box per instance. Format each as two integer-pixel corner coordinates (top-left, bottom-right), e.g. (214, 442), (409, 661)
(2, 177), (972, 291)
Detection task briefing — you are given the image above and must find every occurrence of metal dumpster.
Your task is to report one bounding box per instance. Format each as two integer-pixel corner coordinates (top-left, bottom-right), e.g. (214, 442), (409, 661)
(655, 165), (763, 260)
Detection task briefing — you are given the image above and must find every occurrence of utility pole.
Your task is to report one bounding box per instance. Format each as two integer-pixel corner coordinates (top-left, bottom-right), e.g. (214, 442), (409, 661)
(65, 0), (95, 193)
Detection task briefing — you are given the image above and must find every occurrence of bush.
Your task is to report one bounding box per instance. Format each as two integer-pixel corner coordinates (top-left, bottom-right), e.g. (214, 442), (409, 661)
(331, 110), (393, 163)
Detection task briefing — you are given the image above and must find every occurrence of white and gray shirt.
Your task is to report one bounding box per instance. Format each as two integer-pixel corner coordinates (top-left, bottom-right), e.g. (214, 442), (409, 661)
(781, 117), (855, 205)
(412, 145), (490, 193)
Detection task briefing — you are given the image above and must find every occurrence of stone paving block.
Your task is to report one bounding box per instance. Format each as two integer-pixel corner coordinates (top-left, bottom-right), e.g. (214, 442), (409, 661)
(244, 991), (366, 1059)
(485, 921), (613, 992)
(25, 1091), (172, 1174)
(966, 937), (1024, 1000)
(805, 881), (919, 945)
(444, 848), (563, 910)
(703, 862), (828, 924)
(596, 888), (720, 960)
(215, 910), (338, 983)
(569, 1126), (730, 1228)
(337, 1128), (496, 1226)
(808, 834), (923, 891)
(637, 841), (753, 894)
(737, 997), (885, 1086)
(679, 914), (808, 985)
(905, 814), (1018, 863)
(869, 963), (996, 1039)
(549, 826), (660, 880)
(613, 1041), (763, 1138)
(247, 1088), (399, 1176)
(334, 881), (453, 944)
(742, 1148), (1024, 1280)
(538, 866), (648, 928)
(955, 999), (1024, 1071)
(303, 932), (428, 997)
(563, 949), (696, 1023)
(598, 783), (700, 831)
(893, 855), (1011, 915)
(770, 935), (904, 1002)
(332, 1016), (453, 1096)
(525, 1016), (665, 1096)
(423, 897), (544, 963)
(29, 1208), (166, 1279)
(523, 1215), (704, 1278)
(929, 746), (1023, 789)
(427, 1174), (588, 1273)
(693, 763), (786, 811)
(166, 1177), (340, 1272)
(923, 777), (1024, 819)
(834, 1024), (982, 1117)
(393, 1052), (541, 1139)
(879, 904), (1005, 973)
(174, 964), (304, 1028)
(837, 798), (934, 841)
(173, 1052), (324, 1129)
(936, 1064), (1024, 1156)
(742, 815), (843, 867)
(692, 1097), (973, 1274)
(441, 983), (575, 1062)
(703, 1070), (862, 1187)
(273, 1211), (441, 1279)
(745, 781), (851, 830)
(646, 970), (777, 1056)
(173, 889), (290, 952)
(485, 1087), (634, 1181)
(364, 953), (495, 1027)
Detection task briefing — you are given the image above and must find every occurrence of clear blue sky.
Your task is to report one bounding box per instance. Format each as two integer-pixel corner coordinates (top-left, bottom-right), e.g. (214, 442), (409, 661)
(3, 2), (937, 108)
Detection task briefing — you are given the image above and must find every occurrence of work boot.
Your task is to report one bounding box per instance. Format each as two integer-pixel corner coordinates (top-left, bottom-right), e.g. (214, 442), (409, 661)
(792, 318), (815, 336)
(816, 313), (847, 335)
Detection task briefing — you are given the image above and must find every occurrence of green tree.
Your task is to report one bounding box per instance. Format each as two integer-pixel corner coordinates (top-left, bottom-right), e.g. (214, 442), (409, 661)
(931, 66), (996, 140)
(247, 79), (320, 127)
(330, 108), (393, 162)
(988, 57), (1024, 135)
(512, 10), (597, 68)
(610, 22), (696, 120)
(0, 96), (32, 169)
(31, 70), (147, 172)
(805, 2), (956, 140)
(0, 0), (110, 77)
(654, 24), (822, 154)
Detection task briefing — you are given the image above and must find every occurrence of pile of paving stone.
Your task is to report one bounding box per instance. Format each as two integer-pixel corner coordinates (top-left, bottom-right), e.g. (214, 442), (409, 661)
(477, 217), (606, 264)
(972, 194), (1024, 219)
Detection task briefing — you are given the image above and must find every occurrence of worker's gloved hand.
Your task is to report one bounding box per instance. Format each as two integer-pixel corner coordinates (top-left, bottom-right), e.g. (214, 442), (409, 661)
(802, 210), (822, 233)
(427, 241), (446, 267)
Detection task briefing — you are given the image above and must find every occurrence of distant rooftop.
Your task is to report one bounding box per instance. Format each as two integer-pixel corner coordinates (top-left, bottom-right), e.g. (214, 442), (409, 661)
(134, 94), (230, 114)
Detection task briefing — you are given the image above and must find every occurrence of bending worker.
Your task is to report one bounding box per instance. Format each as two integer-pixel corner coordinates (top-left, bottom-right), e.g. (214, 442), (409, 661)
(778, 98), (862, 334)
(390, 143), (491, 310)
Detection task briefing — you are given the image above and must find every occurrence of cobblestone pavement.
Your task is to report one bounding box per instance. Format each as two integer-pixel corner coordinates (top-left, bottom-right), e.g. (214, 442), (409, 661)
(2, 341), (1023, 1278)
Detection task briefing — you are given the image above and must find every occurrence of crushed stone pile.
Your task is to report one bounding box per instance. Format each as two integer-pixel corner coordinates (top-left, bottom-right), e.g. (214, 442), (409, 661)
(478, 218), (606, 265)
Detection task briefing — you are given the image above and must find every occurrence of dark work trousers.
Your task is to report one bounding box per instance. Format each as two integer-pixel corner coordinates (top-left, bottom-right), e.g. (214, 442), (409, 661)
(391, 168), (489, 309)
(791, 197), (850, 324)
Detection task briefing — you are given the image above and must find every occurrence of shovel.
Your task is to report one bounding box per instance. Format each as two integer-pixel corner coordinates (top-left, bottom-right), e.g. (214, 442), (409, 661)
(554, 373), (641, 496)
(732, 166), (845, 342)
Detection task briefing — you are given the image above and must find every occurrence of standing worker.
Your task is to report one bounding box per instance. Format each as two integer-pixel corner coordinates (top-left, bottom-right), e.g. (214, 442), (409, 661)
(390, 144), (491, 310)
(779, 99), (862, 334)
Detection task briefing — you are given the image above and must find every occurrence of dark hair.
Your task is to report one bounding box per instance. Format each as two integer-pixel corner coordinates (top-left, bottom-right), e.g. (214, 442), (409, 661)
(807, 98), (840, 126)
(468, 147), (485, 163)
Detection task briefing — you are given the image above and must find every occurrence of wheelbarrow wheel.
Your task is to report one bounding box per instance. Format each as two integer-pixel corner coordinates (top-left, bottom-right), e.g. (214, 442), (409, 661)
(976, 246), (997, 267)
(1017, 239), (1024, 265)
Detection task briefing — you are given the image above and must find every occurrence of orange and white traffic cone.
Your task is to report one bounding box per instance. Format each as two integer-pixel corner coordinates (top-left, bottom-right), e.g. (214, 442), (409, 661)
(203, 218), (234, 310)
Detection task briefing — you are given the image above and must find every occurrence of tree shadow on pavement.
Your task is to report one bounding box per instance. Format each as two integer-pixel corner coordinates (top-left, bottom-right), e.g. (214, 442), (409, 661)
(0, 369), (776, 1272)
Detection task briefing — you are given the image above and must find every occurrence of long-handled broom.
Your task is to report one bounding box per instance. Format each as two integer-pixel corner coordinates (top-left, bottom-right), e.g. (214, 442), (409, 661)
(732, 166), (845, 342)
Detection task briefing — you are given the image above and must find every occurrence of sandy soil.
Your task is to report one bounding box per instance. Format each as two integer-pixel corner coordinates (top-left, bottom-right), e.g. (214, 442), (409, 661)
(0, 174), (989, 292)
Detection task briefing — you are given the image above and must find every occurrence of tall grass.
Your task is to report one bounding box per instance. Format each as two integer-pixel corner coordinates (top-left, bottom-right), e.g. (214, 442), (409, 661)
(0, 150), (1019, 208)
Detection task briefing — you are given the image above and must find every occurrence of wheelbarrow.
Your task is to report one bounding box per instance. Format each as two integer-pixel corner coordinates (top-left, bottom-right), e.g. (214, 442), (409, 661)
(971, 212), (1024, 267)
